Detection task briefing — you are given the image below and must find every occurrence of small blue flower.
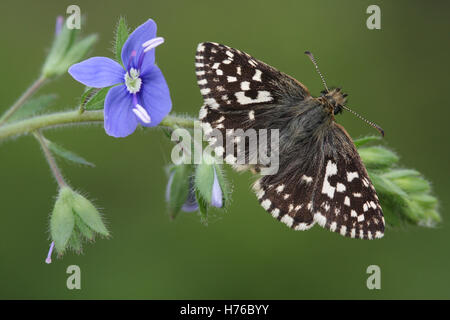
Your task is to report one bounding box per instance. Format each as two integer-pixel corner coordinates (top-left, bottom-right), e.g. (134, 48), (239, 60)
(68, 19), (172, 137)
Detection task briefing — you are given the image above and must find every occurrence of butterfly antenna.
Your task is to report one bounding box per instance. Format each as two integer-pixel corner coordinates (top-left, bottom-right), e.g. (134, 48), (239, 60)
(305, 51), (329, 92)
(341, 105), (385, 137)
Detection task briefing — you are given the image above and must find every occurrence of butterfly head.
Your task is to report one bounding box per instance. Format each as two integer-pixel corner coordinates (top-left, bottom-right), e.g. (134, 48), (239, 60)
(320, 88), (348, 115)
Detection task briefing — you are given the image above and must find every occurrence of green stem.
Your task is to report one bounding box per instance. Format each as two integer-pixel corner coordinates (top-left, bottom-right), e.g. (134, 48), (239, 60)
(33, 131), (67, 188)
(0, 110), (196, 141)
(0, 76), (47, 125)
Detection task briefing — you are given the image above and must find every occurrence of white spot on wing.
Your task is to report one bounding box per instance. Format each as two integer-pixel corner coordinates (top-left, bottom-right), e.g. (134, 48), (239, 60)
(322, 160), (337, 199)
(252, 69), (262, 82)
(347, 171), (359, 182)
(235, 91), (273, 105)
(241, 81), (250, 91)
(276, 184), (285, 193)
(344, 196), (351, 207)
(204, 98), (219, 109)
(201, 122), (212, 135)
(197, 44), (205, 52)
(261, 199), (271, 210)
(281, 215), (294, 227)
(271, 208), (280, 218)
(330, 222), (337, 232)
(314, 212), (327, 226)
(336, 183), (346, 192)
(199, 106), (207, 119)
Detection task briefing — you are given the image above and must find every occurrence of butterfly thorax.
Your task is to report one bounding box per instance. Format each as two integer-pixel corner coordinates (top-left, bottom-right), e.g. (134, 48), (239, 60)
(316, 88), (347, 116)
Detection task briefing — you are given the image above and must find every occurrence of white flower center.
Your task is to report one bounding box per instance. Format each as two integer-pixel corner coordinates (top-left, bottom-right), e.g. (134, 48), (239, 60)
(124, 68), (142, 94)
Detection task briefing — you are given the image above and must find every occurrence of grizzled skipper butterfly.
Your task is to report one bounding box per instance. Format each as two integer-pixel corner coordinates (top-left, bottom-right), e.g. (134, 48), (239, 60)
(195, 42), (385, 239)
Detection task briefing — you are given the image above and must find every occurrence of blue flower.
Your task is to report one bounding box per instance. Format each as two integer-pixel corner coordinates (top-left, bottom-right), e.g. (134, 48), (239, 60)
(68, 19), (171, 137)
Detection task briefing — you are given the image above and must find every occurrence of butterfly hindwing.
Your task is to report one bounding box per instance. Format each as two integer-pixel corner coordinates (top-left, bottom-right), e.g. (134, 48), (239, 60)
(253, 165), (318, 231)
(312, 124), (385, 239)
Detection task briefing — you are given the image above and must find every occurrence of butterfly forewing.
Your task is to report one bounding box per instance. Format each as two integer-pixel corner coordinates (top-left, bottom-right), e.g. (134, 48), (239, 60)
(196, 42), (310, 110)
(196, 42), (311, 169)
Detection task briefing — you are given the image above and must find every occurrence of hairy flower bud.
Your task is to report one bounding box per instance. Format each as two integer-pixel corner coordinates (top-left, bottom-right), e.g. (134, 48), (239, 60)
(50, 187), (109, 255)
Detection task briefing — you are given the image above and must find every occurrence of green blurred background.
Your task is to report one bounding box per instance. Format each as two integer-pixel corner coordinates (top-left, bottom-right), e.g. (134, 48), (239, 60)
(0, 0), (449, 299)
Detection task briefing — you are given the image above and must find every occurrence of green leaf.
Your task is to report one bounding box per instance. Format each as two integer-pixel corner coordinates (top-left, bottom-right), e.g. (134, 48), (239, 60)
(369, 173), (410, 226)
(359, 146), (399, 170)
(74, 213), (95, 241)
(354, 135), (382, 148)
(83, 87), (110, 110)
(50, 187), (75, 254)
(195, 189), (209, 223)
(382, 169), (421, 179)
(72, 192), (109, 236)
(391, 175), (431, 194)
(167, 165), (192, 218)
(115, 17), (129, 64)
(6, 94), (57, 123)
(46, 139), (95, 167)
(68, 230), (83, 253)
(80, 87), (95, 107)
(410, 193), (438, 211)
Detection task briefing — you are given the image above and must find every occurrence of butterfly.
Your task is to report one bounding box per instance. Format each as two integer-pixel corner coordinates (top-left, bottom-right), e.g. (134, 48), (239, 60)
(195, 42), (385, 239)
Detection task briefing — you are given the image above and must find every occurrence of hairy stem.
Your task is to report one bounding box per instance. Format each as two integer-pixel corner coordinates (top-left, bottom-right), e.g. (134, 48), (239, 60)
(0, 110), (196, 141)
(0, 76), (47, 126)
(33, 131), (67, 188)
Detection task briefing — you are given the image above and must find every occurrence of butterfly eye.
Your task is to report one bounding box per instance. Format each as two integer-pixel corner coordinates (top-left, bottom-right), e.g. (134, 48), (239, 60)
(334, 105), (343, 115)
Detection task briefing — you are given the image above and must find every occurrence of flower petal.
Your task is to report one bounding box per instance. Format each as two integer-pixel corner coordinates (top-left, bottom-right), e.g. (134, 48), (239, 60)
(68, 57), (124, 88)
(104, 85), (137, 138)
(211, 167), (223, 208)
(139, 65), (172, 127)
(121, 19), (156, 71)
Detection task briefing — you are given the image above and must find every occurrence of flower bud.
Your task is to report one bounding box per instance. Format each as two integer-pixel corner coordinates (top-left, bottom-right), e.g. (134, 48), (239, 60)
(42, 17), (97, 78)
(50, 187), (108, 255)
(165, 164), (195, 218)
(166, 169), (198, 213)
